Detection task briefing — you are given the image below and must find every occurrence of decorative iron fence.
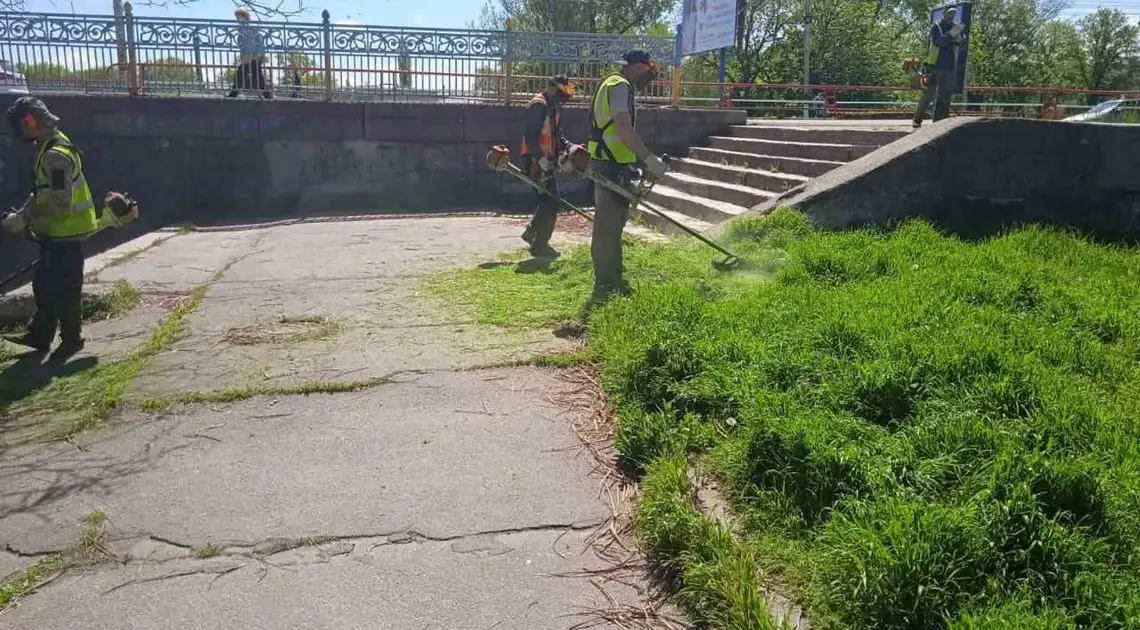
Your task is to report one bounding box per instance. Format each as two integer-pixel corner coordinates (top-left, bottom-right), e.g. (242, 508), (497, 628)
(0, 5), (678, 104)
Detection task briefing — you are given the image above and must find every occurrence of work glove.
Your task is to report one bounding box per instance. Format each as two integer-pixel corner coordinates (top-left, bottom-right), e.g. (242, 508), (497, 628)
(538, 156), (554, 173)
(643, 154), (668, 180)
(949, 23), (964, 37)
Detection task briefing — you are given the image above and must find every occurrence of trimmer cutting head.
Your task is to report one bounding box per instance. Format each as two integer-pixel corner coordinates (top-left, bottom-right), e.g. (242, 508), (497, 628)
(712, 256), (743, 272)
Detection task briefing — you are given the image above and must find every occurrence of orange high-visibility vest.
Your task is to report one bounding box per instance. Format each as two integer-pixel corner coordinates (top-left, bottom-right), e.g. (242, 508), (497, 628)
(520, 93), (560, 159)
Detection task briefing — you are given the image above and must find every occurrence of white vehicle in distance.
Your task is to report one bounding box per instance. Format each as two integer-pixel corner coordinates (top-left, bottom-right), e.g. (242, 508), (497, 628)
(0, 60), (29, 95)
(1063, 98), (1140, 123)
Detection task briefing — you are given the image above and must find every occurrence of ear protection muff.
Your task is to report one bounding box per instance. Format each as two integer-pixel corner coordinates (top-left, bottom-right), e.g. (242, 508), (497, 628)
(22, 114), (36, 133)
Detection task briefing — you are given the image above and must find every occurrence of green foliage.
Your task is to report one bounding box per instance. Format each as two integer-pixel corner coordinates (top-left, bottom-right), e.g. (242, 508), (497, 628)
(431, 208), (1140, 628)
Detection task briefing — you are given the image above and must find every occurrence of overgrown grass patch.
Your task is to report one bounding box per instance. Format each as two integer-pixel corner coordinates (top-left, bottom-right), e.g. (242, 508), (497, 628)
(429, 209), (1140, 628)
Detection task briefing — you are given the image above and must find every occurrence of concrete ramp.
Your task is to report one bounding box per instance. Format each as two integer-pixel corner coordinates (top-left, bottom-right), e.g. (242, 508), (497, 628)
(717, 117), (1140, 242)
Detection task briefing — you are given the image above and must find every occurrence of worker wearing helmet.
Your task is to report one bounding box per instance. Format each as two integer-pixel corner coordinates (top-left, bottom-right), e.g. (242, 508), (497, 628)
(586, 49), (667, 307)
(519, 74), (576, 259)
(2, 96), (99, 356)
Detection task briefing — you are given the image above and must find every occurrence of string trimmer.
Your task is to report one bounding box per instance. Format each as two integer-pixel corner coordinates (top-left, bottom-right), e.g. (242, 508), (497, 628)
(486, 145), (593, 222)
(575, 156), (744, 272)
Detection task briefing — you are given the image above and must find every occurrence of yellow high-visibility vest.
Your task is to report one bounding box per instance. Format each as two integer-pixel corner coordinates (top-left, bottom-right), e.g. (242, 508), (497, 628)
(588, 73), (638, 164)
(33, 131), (98, 239)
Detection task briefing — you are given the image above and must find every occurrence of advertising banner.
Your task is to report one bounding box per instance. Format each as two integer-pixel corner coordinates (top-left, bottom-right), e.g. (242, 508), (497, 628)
(680, 0), (743, 56)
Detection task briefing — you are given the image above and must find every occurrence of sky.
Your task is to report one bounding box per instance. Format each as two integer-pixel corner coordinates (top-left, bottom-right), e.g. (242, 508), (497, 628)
(24, 0), (483, 29)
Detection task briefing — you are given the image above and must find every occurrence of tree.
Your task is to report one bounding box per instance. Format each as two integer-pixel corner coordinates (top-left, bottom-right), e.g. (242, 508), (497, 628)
(1068, 8), (1139, 94)
(277, 52), (324, 86)
(398, 53), (412, 89)
(141, 56), (197, 84)
(473, 0), (678, 34)
(131, 0), (309, 19)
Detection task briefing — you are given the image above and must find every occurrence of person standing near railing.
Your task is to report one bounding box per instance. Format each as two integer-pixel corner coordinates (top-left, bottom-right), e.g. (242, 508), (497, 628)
(912, 6), (964, 128)
(226, 7), (273, 99)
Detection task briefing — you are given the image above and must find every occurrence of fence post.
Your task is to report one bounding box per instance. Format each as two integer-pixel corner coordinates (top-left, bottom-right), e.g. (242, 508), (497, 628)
(193, 38), (203, 84)
(124, 2), (139, 96)
(671, 24), (682, 108)
(502, 18), (513, 106)
(321, 10), (333, 101)
(113, 0), (127, 75)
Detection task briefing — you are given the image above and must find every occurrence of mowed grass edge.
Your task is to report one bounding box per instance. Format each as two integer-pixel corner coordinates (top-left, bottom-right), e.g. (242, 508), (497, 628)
(425, 209), (1140, 629)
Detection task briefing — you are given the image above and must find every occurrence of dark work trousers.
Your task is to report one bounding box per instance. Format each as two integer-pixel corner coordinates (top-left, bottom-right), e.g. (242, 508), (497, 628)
(228, 57), (272, 99)
(519, 155), (559, 247)
(913, 69), (955, 124)
(27, 238), (85, 346)
(589, 159), (633, 300)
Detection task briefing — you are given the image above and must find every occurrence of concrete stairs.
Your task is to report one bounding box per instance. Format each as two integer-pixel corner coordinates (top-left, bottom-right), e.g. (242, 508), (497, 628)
(635, 122), (910, 235)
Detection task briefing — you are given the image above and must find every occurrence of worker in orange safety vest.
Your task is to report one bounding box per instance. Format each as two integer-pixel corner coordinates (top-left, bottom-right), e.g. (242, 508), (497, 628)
(518, 74), (576, 259)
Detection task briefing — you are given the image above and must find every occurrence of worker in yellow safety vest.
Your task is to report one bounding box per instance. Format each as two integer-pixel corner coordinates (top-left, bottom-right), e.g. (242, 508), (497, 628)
(519, 74), (576, 259)
(3, 96), (100, 357)
(586, 49), (667, 307)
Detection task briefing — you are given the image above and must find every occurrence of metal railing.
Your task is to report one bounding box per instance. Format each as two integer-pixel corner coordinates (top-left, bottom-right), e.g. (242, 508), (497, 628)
(2, 6), (1136, 120)
(0, 5), (676, 104)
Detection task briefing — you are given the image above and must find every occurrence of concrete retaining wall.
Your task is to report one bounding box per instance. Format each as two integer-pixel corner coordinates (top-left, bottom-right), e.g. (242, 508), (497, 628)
(735, 117), (1140, 243)
(0, 95), (745, 288)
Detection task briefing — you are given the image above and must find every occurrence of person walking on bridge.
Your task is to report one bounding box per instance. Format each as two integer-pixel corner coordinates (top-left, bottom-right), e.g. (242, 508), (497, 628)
(227, 7), (273, 100)
(2, 97), (100, 357)
(913, 6), (964, 128)
(519, 74), (576, 259)
(586, 49), (668, 308)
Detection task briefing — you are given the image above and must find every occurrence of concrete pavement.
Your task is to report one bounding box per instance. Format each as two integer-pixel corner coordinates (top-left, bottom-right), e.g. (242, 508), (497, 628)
(0, 215), (678, 629)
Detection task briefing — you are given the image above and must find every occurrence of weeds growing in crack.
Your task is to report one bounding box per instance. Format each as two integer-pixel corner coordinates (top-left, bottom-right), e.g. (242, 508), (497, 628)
(88, 235), (175, 281)
(80, 280), (140, 322)
(195, 543), (220, 559)
(0, 554), (65, 611)
(134, 374), (404, 412)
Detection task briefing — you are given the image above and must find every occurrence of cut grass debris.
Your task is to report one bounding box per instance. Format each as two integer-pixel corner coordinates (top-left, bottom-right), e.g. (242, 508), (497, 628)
(429, 207), (1140, 629)
(222, 315), (341, 345)
(135, 377), (388, 412)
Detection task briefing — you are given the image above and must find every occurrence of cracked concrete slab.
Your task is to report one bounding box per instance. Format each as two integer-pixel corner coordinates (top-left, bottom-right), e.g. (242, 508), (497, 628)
(126, 276), (565, 396)
(3, 529), (653, 630)
(123, 218), (579, 397)
(92, 230), (264, 292)
(1, 215), (675, 629)
(2, 368), (605, 553)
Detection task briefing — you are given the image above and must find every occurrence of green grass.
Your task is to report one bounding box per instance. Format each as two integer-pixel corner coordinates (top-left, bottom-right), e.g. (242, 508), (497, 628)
(0, 554), (64, 610)
(135, 377), (391, 412)
(1, 285), (209, 439)
(80, 279), (139, 321)
(428, 208), (1140, 629)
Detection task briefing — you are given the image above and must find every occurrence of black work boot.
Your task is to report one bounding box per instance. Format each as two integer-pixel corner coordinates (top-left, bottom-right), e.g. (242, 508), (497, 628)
(529, 241), (561, 259)
(52, 337), (85, 360)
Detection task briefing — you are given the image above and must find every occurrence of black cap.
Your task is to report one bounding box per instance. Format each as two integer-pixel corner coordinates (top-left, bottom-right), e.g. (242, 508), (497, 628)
(621, 49), (653, 66)
(7, 96), (59, 126)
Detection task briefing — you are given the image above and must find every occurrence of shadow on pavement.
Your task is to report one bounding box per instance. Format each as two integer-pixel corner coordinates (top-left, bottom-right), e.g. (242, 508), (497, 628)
(0, 350), (99, 412)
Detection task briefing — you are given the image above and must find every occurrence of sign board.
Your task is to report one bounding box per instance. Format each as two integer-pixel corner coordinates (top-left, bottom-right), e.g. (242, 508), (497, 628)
(929, 2), (972, 94)
(680, 0), (743, 56)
